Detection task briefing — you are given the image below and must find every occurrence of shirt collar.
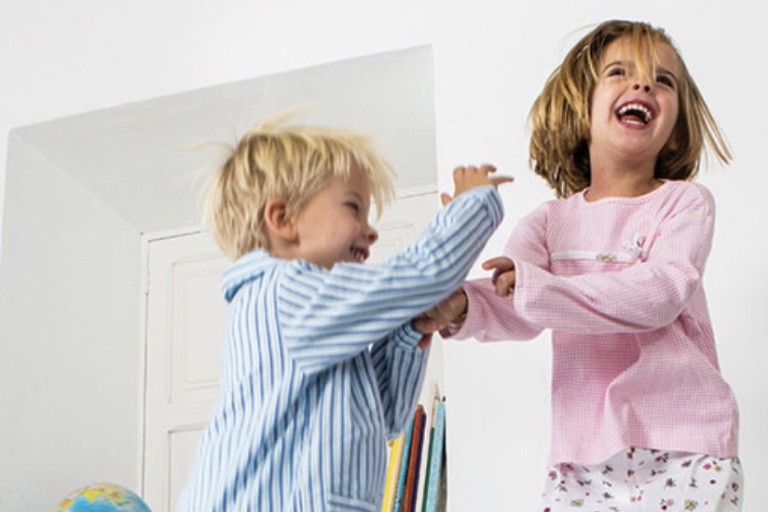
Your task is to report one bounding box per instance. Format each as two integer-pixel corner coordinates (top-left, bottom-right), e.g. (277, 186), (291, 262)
(221, 249), (274, 302)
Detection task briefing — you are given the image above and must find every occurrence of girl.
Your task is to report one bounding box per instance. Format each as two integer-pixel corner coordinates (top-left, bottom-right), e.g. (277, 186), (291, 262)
(425, 19), (743, 511)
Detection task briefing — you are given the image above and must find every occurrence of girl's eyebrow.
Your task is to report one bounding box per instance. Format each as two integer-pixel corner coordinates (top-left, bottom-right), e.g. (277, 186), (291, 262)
(601, 60), (678, 82)
(601, 60), (627, 73)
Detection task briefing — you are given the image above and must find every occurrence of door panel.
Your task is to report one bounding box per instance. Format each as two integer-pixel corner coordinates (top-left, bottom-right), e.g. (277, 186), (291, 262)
(142, 231), (229, 512)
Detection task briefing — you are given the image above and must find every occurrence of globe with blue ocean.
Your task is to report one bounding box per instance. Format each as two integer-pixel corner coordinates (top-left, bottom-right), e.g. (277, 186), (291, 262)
(56, 483), (151, 512)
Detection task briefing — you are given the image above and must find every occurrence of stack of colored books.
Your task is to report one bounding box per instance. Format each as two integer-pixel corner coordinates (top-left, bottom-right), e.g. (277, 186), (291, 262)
(381, 397), (447, 512)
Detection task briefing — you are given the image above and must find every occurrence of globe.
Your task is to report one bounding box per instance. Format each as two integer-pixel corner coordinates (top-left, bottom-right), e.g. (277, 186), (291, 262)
(56, 483), (152, 512)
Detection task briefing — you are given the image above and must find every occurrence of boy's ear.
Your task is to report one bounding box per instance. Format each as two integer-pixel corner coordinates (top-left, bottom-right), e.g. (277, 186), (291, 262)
(264, 198), (298, 242)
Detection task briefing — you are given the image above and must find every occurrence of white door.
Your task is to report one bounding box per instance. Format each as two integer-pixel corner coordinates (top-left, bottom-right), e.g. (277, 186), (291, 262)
(142, 230), (230, 512)
(141, 191), (440, 512)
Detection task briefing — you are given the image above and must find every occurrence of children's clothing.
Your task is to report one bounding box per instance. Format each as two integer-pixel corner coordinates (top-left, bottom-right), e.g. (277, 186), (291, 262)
(451, 181), (739, 466)
(177, 186), (503, 511)
(541, 447), (743, 511)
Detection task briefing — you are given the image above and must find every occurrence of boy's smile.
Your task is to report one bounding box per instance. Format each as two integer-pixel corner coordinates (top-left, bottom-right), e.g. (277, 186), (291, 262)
(292, 171), (379, 269)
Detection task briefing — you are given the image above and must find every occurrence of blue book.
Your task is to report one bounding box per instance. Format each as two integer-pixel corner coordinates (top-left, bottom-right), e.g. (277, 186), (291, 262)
(422, 400), (446, 512)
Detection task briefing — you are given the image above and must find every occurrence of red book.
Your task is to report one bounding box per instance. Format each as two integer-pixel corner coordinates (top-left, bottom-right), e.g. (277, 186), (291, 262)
(401, 404), (426, 512)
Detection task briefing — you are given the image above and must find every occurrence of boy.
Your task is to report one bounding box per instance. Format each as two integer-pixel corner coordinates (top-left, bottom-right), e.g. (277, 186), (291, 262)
(177, 119), (510, 511)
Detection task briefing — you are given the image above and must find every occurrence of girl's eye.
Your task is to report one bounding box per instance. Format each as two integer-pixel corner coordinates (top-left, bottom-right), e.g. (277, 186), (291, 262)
(656, 74), (675, 88)
(346, 202), (360, 213)
(606, 67), (626, 77)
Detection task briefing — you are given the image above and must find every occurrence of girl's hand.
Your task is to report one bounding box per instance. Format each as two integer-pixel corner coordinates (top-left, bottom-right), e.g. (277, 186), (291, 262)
(440, 164), (514, 205)
(482, 256), (516, 297)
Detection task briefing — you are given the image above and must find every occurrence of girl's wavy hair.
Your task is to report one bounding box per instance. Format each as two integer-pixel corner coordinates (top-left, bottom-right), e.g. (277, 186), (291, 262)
(204, 114), (396, 260)
(528, 19), (731, 198)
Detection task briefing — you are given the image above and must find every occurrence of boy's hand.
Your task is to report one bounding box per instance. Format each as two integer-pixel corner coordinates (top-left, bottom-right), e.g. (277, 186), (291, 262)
(413, 288), (469, 333)
(440, 164), (514, 205)
(416, 332), (433, 349)
(483, 256), (516, 297)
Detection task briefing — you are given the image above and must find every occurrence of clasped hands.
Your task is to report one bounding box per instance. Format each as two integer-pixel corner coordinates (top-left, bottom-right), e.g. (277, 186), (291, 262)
(412, 164), (514, 347)
(414, 256), (516, 348)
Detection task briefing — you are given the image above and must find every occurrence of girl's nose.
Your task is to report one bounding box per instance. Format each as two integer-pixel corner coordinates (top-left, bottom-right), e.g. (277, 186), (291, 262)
(633, 83), (652, 93)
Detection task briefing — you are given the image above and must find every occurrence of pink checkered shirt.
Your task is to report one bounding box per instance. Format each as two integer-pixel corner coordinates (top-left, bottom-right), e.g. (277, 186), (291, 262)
(453, 180), (739, 466)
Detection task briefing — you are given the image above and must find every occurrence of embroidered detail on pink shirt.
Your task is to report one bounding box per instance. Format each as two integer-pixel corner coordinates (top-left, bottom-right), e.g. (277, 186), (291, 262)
(552, 233), (648, 264)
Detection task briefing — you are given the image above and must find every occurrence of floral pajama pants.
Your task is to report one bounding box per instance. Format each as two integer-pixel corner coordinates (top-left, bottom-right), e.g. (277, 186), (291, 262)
(540, 447), (743, 511)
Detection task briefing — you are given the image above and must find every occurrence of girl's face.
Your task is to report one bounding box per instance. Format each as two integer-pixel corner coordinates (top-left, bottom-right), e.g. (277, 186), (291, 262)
(292, 170), (379, 270)
(589, 37), (682, 168)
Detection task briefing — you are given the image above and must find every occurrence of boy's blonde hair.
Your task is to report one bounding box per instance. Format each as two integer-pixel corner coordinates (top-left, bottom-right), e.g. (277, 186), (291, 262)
(529, 19), (731, 198)
(205, 118), (396, 260)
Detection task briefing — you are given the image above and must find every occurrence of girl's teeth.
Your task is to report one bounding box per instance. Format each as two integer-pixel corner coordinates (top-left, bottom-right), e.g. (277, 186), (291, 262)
(618, 103), (652, 123)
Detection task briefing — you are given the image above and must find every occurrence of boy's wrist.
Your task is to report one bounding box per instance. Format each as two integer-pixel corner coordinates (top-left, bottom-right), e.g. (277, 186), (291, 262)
(453, 289), (469, 324)
(400, 322), (425, 346)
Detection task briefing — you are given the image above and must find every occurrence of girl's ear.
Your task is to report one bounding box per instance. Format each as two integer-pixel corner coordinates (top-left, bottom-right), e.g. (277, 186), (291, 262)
(264, 198), (298, 243)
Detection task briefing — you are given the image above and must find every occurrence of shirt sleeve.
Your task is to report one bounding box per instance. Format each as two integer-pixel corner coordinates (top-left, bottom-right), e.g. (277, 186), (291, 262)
(370, 323), (429, 439)
(512, 185), (714, 334)
(277, 186), (504, 375)
(445, 203), (549, 342)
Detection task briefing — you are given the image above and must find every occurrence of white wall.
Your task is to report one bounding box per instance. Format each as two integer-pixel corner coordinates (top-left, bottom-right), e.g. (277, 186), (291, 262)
(0, 135), (140, 508)
(1, 1), (765, 511)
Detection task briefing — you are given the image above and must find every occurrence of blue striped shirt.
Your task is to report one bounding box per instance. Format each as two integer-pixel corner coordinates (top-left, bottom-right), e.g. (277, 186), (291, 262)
(176, 186), (503, 511)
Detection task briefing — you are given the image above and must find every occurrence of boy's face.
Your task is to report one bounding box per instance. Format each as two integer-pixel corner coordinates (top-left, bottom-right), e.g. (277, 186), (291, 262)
(589, 38), (681, 167)
(292, 170), (379, 270)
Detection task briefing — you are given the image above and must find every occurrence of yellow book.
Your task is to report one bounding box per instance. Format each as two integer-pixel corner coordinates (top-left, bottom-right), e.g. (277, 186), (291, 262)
(381, 433), (406, 512)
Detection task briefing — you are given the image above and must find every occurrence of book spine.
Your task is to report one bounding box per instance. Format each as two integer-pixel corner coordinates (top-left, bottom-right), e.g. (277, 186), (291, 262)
(403, 405), (426, 512)
(422, 400), (446, 512)
(420, 397), (440, 512)
(393, 412), (415, 512)
(381, 433), (405, 512)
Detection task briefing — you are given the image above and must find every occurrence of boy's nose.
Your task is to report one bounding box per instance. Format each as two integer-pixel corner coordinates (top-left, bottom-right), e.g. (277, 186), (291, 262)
(365, 226), (379, 245)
